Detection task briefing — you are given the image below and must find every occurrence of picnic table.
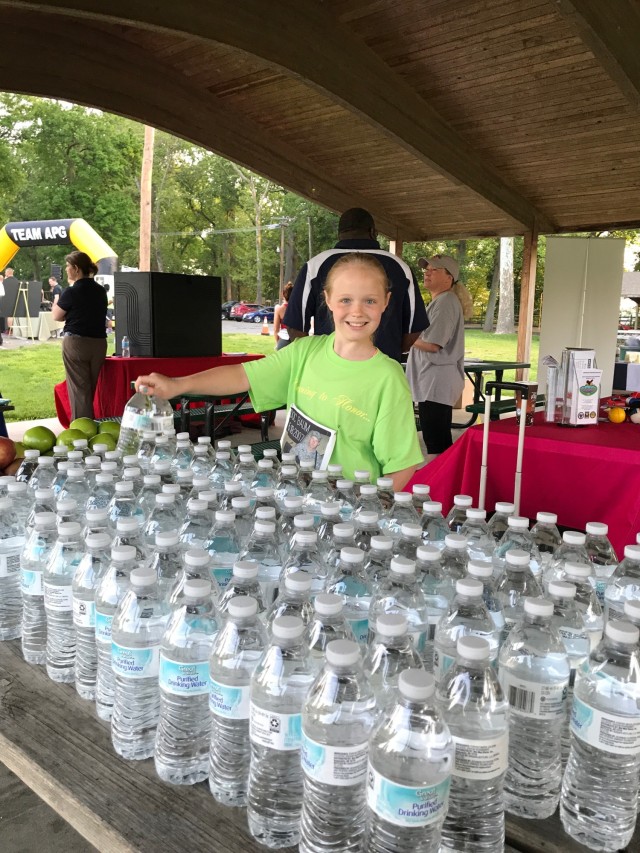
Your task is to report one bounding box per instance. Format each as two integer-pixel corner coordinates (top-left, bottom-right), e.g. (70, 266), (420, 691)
(453, 360), (531, 428)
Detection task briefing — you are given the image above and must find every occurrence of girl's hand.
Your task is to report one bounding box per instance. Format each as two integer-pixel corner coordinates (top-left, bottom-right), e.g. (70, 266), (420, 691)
(135, 373), (178, 399)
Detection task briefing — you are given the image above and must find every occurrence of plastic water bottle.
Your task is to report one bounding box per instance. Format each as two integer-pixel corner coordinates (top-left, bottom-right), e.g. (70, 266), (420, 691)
(376, 476), (395, 512)
(7, 481), (31, 527)
(117, 387), (174, 456)
(274, 464), (304, 510)
(86, 472), (115, 512)
(72, 531), (112, 699)
(266, 571), (314, 632)
(179, 498), (213, 550)
(363, 613), (423, 708)
(168, 548), (219, 608)
(487, 501), (515, 543)
(544, 529), (590, 590)
(247, 615), (315, 848)
(82, 507), (112, 540)
(56, 498), (80, 527)
(20, 512), (57, 663)
(26, 456), (57, 493)
(239, 519), (282, 607)
(209, 451), (235, 497)
(604, 543), (640, 622)
(496, 548), (542, 643)
(280, 529), (324, 593)
(363, 535), (394, 586)
(460, 508), (495, 564)
(113, 517), (149, 569)
(325, 546), (372, 646)
(94, 544), (137, 721)
(417, 544), (451, 672)
(561, 620), (640, 851)
(412, 483), (431, 515)
(530, 511), (562, 570)
(111, 567), (170, 759)
(148, 530), (182, 601)
(57, 466), (90, 508)
(498, 596), (570, 818)
(15, 449), (40, 483)
(437, 636), (508, 853)
(108, 481), (145, 528)
(300, 639), (377, 853)
(217, 560), (266, 618)
(142, 493), (180, 546)
(154, 578), (218, 784)
(584, 521), (618, 605)
(334, 478), (356, 521)
(493, 516), (541, 580)
(324, 522), (357, 573)
(420, 501), (449, 550)
(305, 593), (354, 672)
(369, 556), (429, 658)
(0, 497), (26, 640)
(26, 487), (56, 534)
(316, 502), (342, 556)
(353, 510), (381, 552)
(446, 494), (473, 533)
(467, 559), (506, 638)
(209, 595), (268, 805)
(121, 335), (130, 357)
(44, 521), (83, 682)
(365, 668), (453, 853)
(203, 509), (240, 593)
(441, 532), (468, 577)
(380, 492), (420, 541)
(326, 463), (342, 490)
(353, 484), (384, 521)
(393, 522), (422, 562)
(564, 561), (603, 651)
(303, 471), (333, 523)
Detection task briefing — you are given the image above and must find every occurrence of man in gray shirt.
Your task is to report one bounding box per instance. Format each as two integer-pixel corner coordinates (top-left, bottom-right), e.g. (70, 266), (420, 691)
(406, 255), (466, 455)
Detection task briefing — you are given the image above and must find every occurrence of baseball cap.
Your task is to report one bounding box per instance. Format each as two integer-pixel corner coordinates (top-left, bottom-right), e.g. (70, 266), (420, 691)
(418, 254), (459, 281)
(338, 207), (375, 234)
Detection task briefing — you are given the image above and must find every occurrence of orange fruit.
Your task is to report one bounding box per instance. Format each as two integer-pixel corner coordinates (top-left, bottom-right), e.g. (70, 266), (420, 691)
(608, 407), (626, 424)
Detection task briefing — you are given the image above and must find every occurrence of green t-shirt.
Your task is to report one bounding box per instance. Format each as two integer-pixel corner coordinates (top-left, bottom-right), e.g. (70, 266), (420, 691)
(243, 334), (423, 480)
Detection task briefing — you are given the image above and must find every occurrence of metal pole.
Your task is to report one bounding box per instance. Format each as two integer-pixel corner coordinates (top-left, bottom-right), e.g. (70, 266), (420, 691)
(279, 222), (285, 303)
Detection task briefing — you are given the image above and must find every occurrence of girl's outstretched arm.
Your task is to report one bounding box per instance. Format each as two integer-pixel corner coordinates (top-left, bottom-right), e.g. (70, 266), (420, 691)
(135, 364), (251, 400)
(388, 464), (420, 492)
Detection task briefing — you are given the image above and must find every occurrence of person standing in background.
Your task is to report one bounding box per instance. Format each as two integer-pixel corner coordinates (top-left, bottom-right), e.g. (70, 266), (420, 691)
(49, 275), (63, 306)
(273, 281), (293, 350)
(3, 267), (17, 336)
(51, 251), (107, 420)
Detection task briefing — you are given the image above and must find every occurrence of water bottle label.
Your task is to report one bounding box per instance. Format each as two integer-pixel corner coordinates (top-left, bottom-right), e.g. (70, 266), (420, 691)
(347, 617), (369, 645)
(250, 703), (301, 751)
(209, 680), (250, 718)
(408, 629), (427, 653)
(367, 765), (451, 827)
(452, 734), (508, 779)
(433, 648), (455, 681)
(211, 567), (233, 590)
(112, 642), (160, 678)
(0, 540), (22, 577)
(571, 696), (640, 755)
(160, 657), (209, 695)
(489, 609), (505, 632)
(95, 611), (113, 644)
(121, 410), (153, 431)
(73, 597), (95, 628)
(20, 568), (43, 596)
(43, 581), (73, 611)
(500, 672), (567, 719)
(301, 734), (369, 786)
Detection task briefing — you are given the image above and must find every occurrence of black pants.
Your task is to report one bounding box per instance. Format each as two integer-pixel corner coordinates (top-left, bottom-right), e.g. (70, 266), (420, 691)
(418, 400), (453, 454)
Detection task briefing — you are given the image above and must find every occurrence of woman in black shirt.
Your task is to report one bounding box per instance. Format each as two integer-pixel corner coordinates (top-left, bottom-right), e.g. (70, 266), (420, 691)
(52, 251), (108, 420)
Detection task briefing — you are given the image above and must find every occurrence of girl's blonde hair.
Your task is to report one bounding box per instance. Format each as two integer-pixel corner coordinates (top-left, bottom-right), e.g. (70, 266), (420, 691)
(324, 252), (390, 300)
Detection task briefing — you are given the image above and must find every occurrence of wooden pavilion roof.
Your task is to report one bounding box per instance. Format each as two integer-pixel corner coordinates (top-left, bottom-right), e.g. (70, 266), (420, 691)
(0, 0), (638, 240)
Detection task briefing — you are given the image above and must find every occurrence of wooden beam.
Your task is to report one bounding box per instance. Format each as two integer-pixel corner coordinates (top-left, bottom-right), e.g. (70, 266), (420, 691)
(516, 226), (539, 381)
(0, 0), (556, 233)
(389, 239), (404, 257)
(139, 125), (154, 271)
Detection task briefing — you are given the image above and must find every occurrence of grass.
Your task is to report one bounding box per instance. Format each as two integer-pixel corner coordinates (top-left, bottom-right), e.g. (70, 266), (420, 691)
(1, 330), (539, 422)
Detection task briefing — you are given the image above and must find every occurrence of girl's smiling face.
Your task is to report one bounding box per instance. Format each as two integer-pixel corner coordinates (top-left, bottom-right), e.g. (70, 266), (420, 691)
(324, 263), (390, 346)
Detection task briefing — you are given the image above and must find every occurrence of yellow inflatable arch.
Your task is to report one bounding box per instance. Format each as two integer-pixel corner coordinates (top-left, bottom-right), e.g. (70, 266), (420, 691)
(0, 218), (118, 275)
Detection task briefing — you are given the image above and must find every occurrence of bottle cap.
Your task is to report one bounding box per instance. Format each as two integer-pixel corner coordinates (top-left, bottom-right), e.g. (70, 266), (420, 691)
(255, 520), (276, 534)
(445, 533), (467, 550)
(536, 511), (557, 524)
(187, 499), (208, 512)
(105, 451), (121, 460)
(238, 454), (254, 463)
(24, 449), (40, 459)
(85, 532), (112, 550)
(334, 523), (355, 538)
(176, 470), (194, 482)
(141, 431), (156, 441)
(295, 531), (318, 546)
(585, 522), (608, 536)
(376, 477), (393, 489)
(467, 560), (492, 578)
(143, 474), (161, 485)
(123, 455), (139, 466)
(524, 597), (553, 617)
(57, 499), (78, 513)
(283, 495), (304, 509)
(328, 464), (343, 473)
(354, 470), (370, 481)
(85, 457), (102, 468)
(605, 619), (640, 645)
(272, 615), (304, 640)
(184, 548), (211, 568)
(623, 599), (640, 621)
(285, 571), (313, 592)
(37, 456), (56, 466)
(376, 613), (407, 637)
(156, 493), (175, 505)
(94, 473), (113, 486)
(416, 544), (440, 562)
(280, 465), (298, 477)
(390, 556), (416, 575)
(58, 521), (82, 537)
(224, 481), (243, 494)
(115, 482), (134, 493)
(311, 470), (327, 481)
(398, 669), (435, 701)
(255, 507), (276, 520)
(66, 468), (84, 479)
(453, 494), (472, 507)
(154, 437), (169, 447)
(217, 439), (232, 450)
(455, 578), (483, 598)
(228, 596), (258, 618)
(155, 530), (180, 547)
(457, 636), (491, 661)
(505, 549), (530, 567)
(198, 436), (212, 445)
(466, 508), (486, 520)
(85, 508), (108, 520)
(101, 462), (118, 474)
(258, 459), (274, 470)
(231, 497), (251, 509)
(326, 639), (360, 666)
(53, 445), (68, 454)
(400, 523), (421, 538)
(183, 578), (211, 598)
(34, 512), (56, 528)
(255, 487), (275, 498)
(371, 535), (394, 552)
(340, 546), (365, 564)
(336, 479), (354, 490)
(494, 501), (515, 514)
(359, 484), (377, 496)
(548, 581), (577, 599)
(412, 484), (430, 496)
(563, 561), (592, 579)
(237, 444), (251, 455)
(153, 461), (171, 474)
(562, 530), (585, 545)
(111, 544), (136, 561)
(624, 544), (640, 560)
(73, 439), (88, 448)
(215, 510), (235, 523)
(194, 446), (208, 456)
(293, 514), (315, 529)
(116, 518), (141, 533)
(320, 502), (340, 517)
(35, 488), (55, 500)
(281, 453), (296, 464)
(394, 492), (412, 503)
(6, 481), (26, 493)
(313, 593), (343, 616)
(263, 449), (278, 459)
(507, 516), (529, 529)
(423, 501), (443, 513)
(162, 485), (180, 496)
(233, 560), (259, 579)
(56, 462), (71, 473)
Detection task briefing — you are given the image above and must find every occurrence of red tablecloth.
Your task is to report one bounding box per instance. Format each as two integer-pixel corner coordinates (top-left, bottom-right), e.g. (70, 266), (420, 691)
(408, 413), (640, 557)
(54, 354), (264, 428)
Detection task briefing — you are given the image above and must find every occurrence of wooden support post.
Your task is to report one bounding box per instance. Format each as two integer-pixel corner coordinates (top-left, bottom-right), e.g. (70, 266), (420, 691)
(139, 125), (155, 271)
(389, 238), (404, 257)
(516, 225), (539, 380)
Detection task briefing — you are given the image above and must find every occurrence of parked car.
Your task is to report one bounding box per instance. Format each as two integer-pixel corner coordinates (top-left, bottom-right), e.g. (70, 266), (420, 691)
(230, 302), (262, 321)
(243, 306), (275, 324)
(221, 300), (240, 320)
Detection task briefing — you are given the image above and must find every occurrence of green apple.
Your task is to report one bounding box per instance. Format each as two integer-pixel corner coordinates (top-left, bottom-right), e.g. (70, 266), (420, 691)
(22, 425), (57, 453)
(56, 428), (87, 449)
(98, 421), (121, 439)
(13, 441), (26, 459)
(70, 417), (99, 438)
(89, 433), (117, 452)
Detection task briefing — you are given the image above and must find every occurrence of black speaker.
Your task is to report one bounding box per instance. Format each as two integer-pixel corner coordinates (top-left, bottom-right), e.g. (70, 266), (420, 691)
(114, 272), (222, 357)
(0, 278), (41, 319)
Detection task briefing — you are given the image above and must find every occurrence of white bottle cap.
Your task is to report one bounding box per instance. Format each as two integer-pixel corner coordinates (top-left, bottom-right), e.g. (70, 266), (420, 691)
(563, 530), (585, 545)
(524, 597), (553, 617)
(224, 481), (243, 493)
(85, 508), (108, 521)
(563, 562), (592, 579)
(238, 454), (254, 463)
(412, 484), (430, 496)
(623, 599), (640, 622)
(263, 449), (278, 459)
(283, 495), (303, 509)
(357, 511), (379, 524)
(217, 439), (232, 449)
(255, 520), (276, 535)
(311, 470), (327, 481)
(457, 635), (491, 661)
(143, 474), (161, 485)
(445, 533), (467, 550)
(314, 593), (344, 616)
(35, 488), (55, 500)
(101, 462), (118, 473)
(141, 431), (156, 441)
(340, 546), (365, 564)
(398, 669), (435, 701)
(57, 462), (71, 473)
(293, 514), (315, 529)
(258, 459), (274, 470)
(371, 536), (394, 552)
(115, 482), (134, 493)
(326, 639), (360, 667)
(156, 493), (175, 505)
(359, 485), (377, 496)
(548, 581), (577, 599)
(295, 531), (318, 546)
(58, 521), (82, 536)
(194, 447), (208, 456)
(123, 455), (139, 466)
(423, 501), (443, 513)
(237, 444), (251, 454)
(453, 494), (472, 507)
(228, 596), (258, 618)
(507, 516), (529, 529)
(272, 615), (304, 640)
(153, 461), (171, 473)
(467, 560), (493, 578)
(176, 470), (194, 482)
(416, 544), (440, 562)
(184, 549), (210, 568)
(505, 549), (530, 567)
(37, 456), (55, 466)
(24, 449), (40, 459)
(285, 571), (313, 592)
(111, 544), (136, 561)
(34, 512), (56, 528)
(256, 507), (276, 520)
(116, 518), (141, 533)
(105, 451), (121, 460)
(184, 578), (211, 598)
(336, 479), (354, 490)
(390, 556), (416, 575)
(176, 432), (190, 441)
(86, 532), (112, 549)
(198, 436), (212, 445)
(328, 464), (343, 473)
(66, 468), (84, 480)
(466, 508), (486, 520)
(394, 492), (412, 503)
(231, 497), (251, 510)
(255, 487), (275, 499)
(7, 482), (27, 494)
(624, 544), (640, 560)
(57, 499), (78, 513)
(215, 510), (235, 523)
(494, 501), (515, 514)
(53, 445), (68, 454)
(376, 477), (393, 489)
(320, 502), (340, 517)
(281, 465), (298, 477)
(455, 578), (483, 598)
(233, 560), (259, 579)
(155, 531), (180, 547)
(354, 470), (370, 481)
(605, 620), (640, 645)
(187, 499), (208, 512)
(536, 511), (558, 524)
(400, 523), (421, 538)
(376, 613), (408, 637)
(334, 523), (355, 538)
(154, 437), (169, 447)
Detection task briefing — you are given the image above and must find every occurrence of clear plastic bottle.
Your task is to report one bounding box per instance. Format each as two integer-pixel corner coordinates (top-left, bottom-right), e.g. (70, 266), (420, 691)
(325, 546), (372, 646)
(493, 516), (541, 580)
(209, 450), (235, 496)
(209, 595), (268, 805)
(56, 498), (80, 527)
(305, 592), (354, 672)
(83, 507), (112, 540)
(467, 560), (506, 639)
(122, 465), (144, 496)
(142, 493), (180, 546)
(303, 471), (333, 523)
(179, 498), (214, 550)
(393, 522), (422, 562)
(561, 620), (640, 851)
(363, 613), (423, 708)
(135, 430), (157, 474)
(353, 484), (384, 521)
(417, 544), (451, 672)
(113, 517), (149, 569)
(15, 448), (40, 483)
(486, 501), (515, 543)
(51, 460), (70, 499)
(266, 571), (314, 632)
(108, 480), (145, 528)
(251, 459), (276, 493)
(87, 472), (115, 512)
(44, 521), (84, 682)
(155, 577), (218, 784)
(57, 466), (90, 509)
(420, 500), (450, 550)
(441, 533), (468, 578)
(189, 445), (212, 478)
(230, 495), (252, 544)
(334, 479), (356, 521)
(496, 548), (542, 643)
(369, 556), (429, 658)
(218, 480), (243, 510)
(381, 491), (420, 541)
(189, 474), (213, 504)
(353, 469), (371, 494)
(584, 521), (618, 605)
(434, 578), (500, 684)
(564, 561), (603, 652)
(530, 511), (562, 571)
(83, 455), (102, 491)
(203, 509), (240, 592)
(20, 511), (56, 662)
(254, 487), (280, 521)
(135, 472), (162, 519)
(363, 535), (394, 586)
(446, 494), (473, 533)
(26, 455), (57, 493)
(148, 530), (183, 601)
(117, 388), (174, 456)
(111, 567), (170, 760)
(544, 529), (590, 590)
(316, 502), (342, 556)
(150, 436), (173, 471)
(239, 518), (282, 607)
(26, 487), (56, 534)
(604, 543), (640, 622)
(274, 464), (304, 510)
(365, 668), (453, 853)
(280, 529), (324, 594)
(376, 476), (395, 513)
(498, 596), (570, 818)
(217, 560), (266, 618)
(300, 639), (377, 853)
(234, 453), (259, 500)
(354, 510), (381, 553)
(52, 444), (69, 468)
(278, 496), (304, 543)
(324, 522), (357, 574)
(412, 483), (431, 515)
(94, 544), (137, 721)
(326, 463), (342, 491)
(460, 508), (495, 564)
(247, 615), (315, 849)
(6, 481), (30, 528)
(72, 531), (111, 699)
(437, 636), (508, 853)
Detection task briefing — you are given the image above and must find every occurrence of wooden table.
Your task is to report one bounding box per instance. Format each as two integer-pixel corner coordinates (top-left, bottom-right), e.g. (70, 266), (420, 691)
(0, 640), (611, 853)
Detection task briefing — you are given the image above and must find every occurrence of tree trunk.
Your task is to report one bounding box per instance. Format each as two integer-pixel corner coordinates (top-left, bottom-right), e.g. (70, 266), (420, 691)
(222, 233), (233, 301)
(456, 239), (467, 281)
(483, 243), (500, 332)
(495, 236), (515, 334)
